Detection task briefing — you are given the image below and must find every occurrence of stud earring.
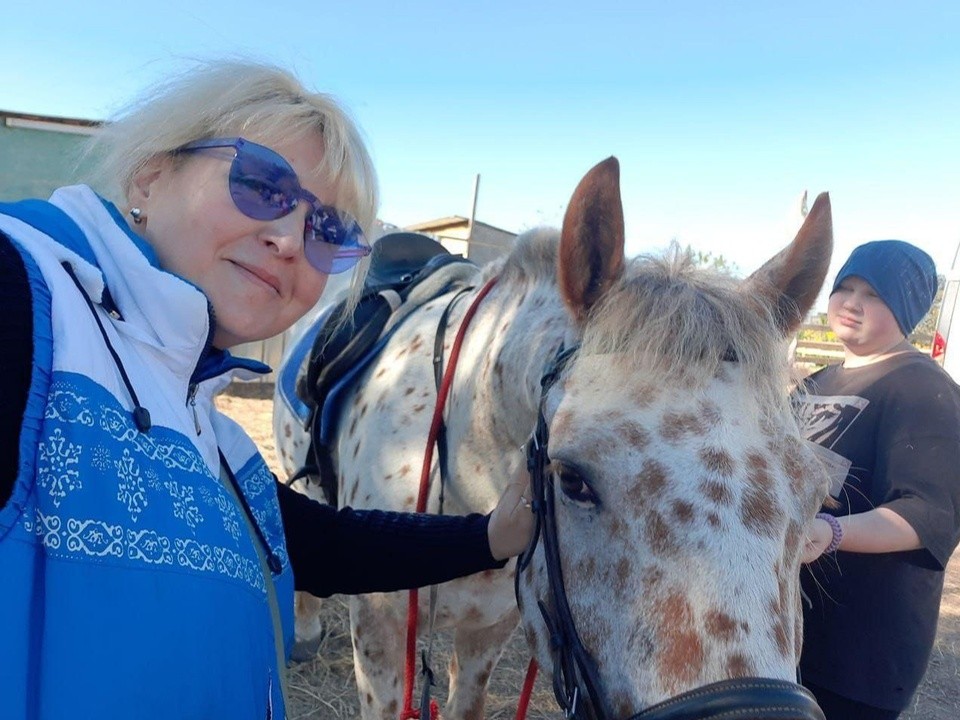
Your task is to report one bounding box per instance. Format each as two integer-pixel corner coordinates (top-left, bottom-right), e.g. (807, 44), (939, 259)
(129, 207), (145, 225)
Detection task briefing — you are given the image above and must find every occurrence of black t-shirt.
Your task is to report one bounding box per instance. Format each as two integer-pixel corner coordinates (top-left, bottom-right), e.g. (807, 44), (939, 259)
(793, 354), (960, 710)
(0, 231), (504, 598)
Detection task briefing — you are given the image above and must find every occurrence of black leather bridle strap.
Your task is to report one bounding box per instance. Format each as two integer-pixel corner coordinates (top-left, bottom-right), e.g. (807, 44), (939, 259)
(627, 677), (825, 720)
(518, 345), (611, 719)
(418, 285), (474, 719)
(432, 286), (474, 510)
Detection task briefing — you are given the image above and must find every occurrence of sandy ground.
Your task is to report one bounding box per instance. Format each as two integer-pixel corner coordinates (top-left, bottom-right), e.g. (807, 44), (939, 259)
(217, 393), (960, 719)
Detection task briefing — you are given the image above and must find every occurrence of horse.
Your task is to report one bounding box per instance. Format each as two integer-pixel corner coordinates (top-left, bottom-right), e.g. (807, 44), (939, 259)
(274, 157), (834, 719)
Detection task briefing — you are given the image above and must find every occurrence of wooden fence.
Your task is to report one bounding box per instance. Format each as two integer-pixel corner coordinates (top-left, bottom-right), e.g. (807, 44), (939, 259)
(223, 322), (935, 398)
(793, 323), (933, 368)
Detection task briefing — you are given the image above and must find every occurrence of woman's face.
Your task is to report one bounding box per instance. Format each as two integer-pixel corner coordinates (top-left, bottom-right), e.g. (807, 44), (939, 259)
(131, 133), (332, 348)
(827, 275), (905, 355)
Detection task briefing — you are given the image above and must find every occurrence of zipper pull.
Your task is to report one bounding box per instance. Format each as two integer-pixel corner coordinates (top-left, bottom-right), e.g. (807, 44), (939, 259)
(187, 384), (202, 436)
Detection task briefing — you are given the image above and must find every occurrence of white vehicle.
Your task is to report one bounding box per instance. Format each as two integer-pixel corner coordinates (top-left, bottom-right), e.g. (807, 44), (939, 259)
(933, 268), (960, 383)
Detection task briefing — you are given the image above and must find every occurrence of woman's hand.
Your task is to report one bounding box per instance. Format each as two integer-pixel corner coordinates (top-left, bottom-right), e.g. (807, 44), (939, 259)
(487, 466), (535, 561)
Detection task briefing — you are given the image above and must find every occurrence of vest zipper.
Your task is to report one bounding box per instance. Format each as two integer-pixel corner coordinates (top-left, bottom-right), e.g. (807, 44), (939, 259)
(218, 451), (290, 714)
(187, 383), (202, 436)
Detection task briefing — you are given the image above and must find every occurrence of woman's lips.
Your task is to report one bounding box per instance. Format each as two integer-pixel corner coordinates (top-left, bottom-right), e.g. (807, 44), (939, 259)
(232, 261), (281, 295)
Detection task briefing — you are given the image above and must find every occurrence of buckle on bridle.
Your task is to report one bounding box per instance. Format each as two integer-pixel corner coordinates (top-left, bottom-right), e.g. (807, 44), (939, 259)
(564, 686), (580, 719)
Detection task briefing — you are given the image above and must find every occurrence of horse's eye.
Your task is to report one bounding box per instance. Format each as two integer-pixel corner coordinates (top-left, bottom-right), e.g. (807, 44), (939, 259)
(553, 464), (599, 506)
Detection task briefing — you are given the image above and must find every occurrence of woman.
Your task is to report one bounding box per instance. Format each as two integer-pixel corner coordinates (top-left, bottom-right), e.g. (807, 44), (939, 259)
(0, 61), (532, 720)
(795, 240), (960, 719)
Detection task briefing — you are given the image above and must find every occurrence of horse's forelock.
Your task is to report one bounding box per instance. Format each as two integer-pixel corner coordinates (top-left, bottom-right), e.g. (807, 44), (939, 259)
(576, 247), (789, 406)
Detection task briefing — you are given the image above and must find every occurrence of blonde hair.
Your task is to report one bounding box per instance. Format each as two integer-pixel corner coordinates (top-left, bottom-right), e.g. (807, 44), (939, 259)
(86, 59), (378, 238)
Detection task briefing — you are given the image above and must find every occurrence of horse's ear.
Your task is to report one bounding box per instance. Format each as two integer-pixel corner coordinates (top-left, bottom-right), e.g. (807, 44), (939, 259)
(743, 192), (833, 336)
(559, 157), (626, 323)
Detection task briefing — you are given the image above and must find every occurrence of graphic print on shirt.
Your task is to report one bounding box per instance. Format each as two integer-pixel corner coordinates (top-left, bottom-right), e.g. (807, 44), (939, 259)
(793, 393), (869, 497)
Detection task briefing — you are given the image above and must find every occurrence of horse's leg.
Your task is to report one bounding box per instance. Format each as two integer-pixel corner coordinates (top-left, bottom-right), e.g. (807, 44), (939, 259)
(350, 593), (406, 720)
(290, 591), (325, 661)
(444, 608), (520, 720)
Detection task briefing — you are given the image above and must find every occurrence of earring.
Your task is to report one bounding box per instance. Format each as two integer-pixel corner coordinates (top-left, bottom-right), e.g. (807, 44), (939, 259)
(130, 207), (145, 225)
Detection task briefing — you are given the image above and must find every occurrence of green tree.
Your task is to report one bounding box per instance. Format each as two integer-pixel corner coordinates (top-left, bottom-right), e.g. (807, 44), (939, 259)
(683, 244), (740, 276)
(913, 273), (946, 341)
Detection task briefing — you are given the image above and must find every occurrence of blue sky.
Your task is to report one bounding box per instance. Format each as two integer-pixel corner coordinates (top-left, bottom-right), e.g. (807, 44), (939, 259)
(3, 1), (959, 303)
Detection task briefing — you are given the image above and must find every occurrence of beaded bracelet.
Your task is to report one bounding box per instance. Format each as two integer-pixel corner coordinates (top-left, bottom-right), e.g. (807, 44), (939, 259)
(816, 512), (844, 553)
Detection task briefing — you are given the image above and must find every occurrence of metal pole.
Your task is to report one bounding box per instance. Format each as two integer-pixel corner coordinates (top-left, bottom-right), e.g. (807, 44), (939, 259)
(467, 173), (480, 243)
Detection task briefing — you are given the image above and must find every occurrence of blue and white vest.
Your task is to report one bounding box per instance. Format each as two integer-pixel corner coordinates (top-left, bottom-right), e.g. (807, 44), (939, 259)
(0, 186), (295, 720)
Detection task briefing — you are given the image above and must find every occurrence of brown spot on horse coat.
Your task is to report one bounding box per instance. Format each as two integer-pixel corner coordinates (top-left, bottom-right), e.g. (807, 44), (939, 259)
(632, 384), (658, 407)
(700, 479), (733, 506)
(698, 400), (722, 427)
(746, 451), (774, 492)
(613, 556), (634, 598)
(645, 509), (679, 557)
(704, 609), (739, 641)
(632, 458), (669, 501)
(739, 484), (783, 538)
(670, 499), (695, 524)
(780, 436), (809, 495)
(660, 411), (707, 442)
(699, 447), (735, 478)
(654, 590), (705, 691)
(618, 421), (651, 451)
(726, 652), (754, 677)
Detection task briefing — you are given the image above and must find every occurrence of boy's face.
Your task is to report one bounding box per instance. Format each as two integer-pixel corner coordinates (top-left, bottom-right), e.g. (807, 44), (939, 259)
(827, 275), (905, 356)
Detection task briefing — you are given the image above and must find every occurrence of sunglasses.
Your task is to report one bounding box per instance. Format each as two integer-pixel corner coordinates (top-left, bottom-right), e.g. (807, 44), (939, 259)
(178, 136), (370, 274)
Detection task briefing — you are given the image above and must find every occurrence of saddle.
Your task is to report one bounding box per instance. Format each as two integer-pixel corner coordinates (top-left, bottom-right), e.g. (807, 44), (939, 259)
(292, 232), (478, 505)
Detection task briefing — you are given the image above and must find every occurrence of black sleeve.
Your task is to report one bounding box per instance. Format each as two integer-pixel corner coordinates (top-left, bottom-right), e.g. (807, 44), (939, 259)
(875, 362), (960, 568)
(0, 232), (33, 509)
(276, 480), (507, 597)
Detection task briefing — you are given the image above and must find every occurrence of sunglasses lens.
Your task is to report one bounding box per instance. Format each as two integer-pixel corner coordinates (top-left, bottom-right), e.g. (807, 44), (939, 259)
(304, 207), (371, 274)
(228, 143), (299, 221)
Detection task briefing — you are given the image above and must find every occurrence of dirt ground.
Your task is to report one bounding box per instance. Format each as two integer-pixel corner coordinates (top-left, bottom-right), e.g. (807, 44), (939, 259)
(217, 393), (960, 719)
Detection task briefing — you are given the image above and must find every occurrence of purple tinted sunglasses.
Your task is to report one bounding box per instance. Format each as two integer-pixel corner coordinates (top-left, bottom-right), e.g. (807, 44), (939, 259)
(178, 136), (371, 274)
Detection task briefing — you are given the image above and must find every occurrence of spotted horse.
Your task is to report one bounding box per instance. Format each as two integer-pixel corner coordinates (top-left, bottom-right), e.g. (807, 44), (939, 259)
(275, 157), (834, 719)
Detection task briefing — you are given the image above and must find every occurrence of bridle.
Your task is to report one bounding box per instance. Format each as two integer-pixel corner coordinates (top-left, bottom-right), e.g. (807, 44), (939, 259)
(515, 347), (826, 720)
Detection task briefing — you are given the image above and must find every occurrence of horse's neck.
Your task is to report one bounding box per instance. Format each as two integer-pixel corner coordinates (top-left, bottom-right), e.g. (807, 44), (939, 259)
(449, 278), (572, 471)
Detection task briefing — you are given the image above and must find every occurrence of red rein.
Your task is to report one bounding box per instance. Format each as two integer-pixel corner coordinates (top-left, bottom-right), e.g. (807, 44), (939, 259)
(400, 276), (499, 720)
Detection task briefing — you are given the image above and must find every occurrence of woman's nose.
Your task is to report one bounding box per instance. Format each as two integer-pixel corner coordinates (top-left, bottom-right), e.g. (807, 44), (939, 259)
(261, 212), (305, 258)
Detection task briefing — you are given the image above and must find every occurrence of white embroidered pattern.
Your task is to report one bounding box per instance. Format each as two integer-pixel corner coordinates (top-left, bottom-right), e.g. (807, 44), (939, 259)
(37, 428), (82, 507)
(19, 374), (281, 594)
(115, 449), (148, 521)
(199, 486), (242, 542)
(45, 387), (95, 427)
(66, 518), (124, 557)
(165, 480), (204, 529)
